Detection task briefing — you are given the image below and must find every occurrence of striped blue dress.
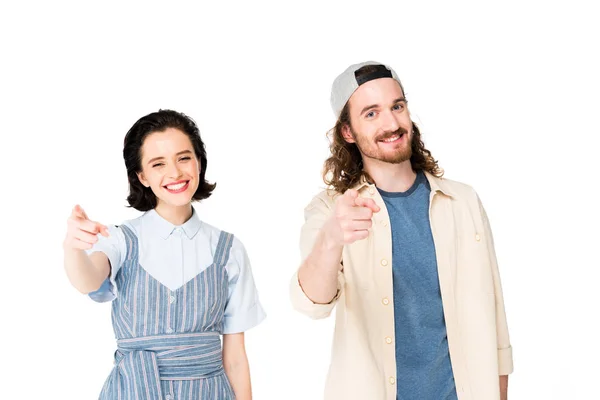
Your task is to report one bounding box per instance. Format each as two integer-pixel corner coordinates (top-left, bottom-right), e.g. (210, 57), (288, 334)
(91, 224), (238, 399)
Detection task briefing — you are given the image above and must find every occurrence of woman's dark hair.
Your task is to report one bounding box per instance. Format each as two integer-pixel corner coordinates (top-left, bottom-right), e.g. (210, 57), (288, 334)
(123, 109), (216, 211)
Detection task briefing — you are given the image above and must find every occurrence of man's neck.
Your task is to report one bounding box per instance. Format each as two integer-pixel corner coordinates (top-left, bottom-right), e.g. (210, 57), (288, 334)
(364, 158), (417, 193)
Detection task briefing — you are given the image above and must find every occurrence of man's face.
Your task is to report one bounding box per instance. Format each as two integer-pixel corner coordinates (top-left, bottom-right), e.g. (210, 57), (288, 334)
(343, 78), (413, 164)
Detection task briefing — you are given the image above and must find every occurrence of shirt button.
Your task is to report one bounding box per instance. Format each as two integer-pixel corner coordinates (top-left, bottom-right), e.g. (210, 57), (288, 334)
(169, 295), (176, 304)
(369, 188), (375, 195)
(475, 233), (481, 241)
(385, 337), (393, 344)
(166, 327), (173, 334)
(381, 220), (388, 227)
(165, 395), (173, 400)
(382, 297), (390, 306)
(389, 376), (396, 385)
(380, 259), (388, 266)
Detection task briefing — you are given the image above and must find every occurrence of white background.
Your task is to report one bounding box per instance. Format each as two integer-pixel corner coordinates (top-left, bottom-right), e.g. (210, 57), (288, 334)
(1, 0), (599, 399)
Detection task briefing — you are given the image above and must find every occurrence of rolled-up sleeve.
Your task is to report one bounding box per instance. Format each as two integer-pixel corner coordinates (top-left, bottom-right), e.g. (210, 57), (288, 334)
(223, 237), (266, 334)
(478, 194), (514, 375)
(290, 270), (345, 319)
(85, 224), (126, 303)
(290, 192), (344, 319)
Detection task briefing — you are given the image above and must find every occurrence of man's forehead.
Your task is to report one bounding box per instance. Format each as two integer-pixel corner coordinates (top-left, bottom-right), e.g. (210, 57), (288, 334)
(349, 78), (405, 106)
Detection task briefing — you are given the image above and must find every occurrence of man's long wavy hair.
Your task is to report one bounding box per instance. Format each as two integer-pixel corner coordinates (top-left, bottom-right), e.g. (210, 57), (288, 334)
(323, 68), (443, 193)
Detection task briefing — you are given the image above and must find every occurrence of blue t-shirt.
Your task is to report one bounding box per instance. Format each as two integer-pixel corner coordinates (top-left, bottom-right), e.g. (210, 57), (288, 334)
(378, 171), (457, 400)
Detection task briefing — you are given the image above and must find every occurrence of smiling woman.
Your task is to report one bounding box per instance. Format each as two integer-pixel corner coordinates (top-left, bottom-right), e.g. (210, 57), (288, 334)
(62, 109), (266, 400)
(123, 110), (216, 215)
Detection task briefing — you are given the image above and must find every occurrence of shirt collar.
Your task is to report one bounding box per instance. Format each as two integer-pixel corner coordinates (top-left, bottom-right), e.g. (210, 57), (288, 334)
(144, 208), (202, 240)
(424, 171), (455, 198)
(350, 170), (455, 198)
(351, 175), (371, 192)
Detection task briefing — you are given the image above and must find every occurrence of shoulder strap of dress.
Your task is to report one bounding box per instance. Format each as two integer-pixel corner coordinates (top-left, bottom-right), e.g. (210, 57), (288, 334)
(214, 231), (234, 266)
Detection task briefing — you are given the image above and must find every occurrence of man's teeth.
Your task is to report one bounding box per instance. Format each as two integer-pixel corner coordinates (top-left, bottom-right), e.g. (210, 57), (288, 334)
(382, 134), (402, 142)
(167, 182), (186, 190)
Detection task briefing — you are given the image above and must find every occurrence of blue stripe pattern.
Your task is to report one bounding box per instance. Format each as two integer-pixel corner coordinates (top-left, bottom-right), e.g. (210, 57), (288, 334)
(97, 225), (236, 399)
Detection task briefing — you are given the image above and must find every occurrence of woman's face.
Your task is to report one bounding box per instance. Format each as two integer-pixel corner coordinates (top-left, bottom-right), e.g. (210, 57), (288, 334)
(136, 127), (201, 209)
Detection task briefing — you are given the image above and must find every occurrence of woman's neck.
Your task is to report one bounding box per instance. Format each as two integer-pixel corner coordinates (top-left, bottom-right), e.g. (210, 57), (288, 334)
(154, 203), (193, 225)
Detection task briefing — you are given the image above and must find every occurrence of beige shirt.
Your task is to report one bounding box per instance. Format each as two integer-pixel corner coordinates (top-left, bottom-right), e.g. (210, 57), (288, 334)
(290, 172), (513, 400)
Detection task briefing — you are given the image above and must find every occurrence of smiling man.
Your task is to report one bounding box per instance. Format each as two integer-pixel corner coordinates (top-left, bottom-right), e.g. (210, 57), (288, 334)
(290, 61), (513, 400)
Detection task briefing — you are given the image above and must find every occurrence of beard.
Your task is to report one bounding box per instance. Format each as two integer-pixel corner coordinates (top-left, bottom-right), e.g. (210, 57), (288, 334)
(351, 125), (413, 164)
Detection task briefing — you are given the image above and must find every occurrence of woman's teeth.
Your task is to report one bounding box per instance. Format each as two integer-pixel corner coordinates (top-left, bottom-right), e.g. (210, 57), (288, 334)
(167, 182), (186, 190)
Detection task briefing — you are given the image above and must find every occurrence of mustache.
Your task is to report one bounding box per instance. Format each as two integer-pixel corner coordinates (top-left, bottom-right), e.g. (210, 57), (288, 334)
(375, 126), (410, 142)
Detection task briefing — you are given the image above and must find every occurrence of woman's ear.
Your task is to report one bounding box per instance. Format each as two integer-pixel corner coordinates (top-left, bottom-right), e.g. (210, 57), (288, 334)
(137, 171), (150, 187)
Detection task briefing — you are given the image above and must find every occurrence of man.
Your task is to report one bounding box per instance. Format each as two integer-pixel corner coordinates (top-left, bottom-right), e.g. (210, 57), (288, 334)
(290, 61), (513, 400)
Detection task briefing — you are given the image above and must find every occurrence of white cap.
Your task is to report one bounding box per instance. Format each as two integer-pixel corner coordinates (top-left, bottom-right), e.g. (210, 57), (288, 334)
(330, 61), (404, 119)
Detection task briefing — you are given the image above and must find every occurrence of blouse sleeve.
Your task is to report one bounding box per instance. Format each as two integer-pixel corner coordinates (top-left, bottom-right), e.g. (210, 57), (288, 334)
(85, 224), (127, 303)
(222, 237), (266, 334)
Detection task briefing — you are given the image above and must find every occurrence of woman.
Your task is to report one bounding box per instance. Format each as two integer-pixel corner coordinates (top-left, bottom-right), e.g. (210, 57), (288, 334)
(63, 109), (265, 399)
